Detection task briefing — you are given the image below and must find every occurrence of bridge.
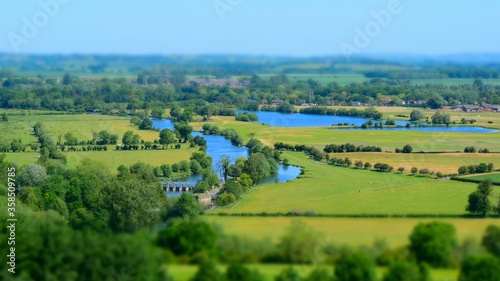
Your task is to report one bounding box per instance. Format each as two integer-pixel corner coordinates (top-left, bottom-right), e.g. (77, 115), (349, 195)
(162, 182), (193, 192)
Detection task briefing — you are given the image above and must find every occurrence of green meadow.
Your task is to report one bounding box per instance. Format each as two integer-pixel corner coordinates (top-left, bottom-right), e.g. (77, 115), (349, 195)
(167, 264), (458, 281)
(191, 116), (500, 152)
(211, 151), (489, 215)
(463, 172), (500, 184)
(206, 216), (499, 248)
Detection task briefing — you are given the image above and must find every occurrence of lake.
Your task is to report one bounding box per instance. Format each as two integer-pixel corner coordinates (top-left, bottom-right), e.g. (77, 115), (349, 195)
(237, 110), (499, 133)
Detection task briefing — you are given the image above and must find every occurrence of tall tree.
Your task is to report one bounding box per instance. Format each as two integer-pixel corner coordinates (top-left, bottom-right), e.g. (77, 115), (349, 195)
(159, 129), (176, 147)
(466, 180), (493, 217)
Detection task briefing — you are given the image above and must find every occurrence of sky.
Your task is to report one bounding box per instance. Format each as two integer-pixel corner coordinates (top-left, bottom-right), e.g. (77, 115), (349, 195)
(1, 0), (499, 56)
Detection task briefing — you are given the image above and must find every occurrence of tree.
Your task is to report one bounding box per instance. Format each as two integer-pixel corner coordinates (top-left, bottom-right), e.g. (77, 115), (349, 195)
(275, 267), (302, 281)
(168, 193), (201, 219)
(130, 115), (142, 125)
(466, 180), (493, 217)
(18, 164), (49, 188)
(409, 221), (458, 267)
(104, 178), (164, 233)
(1, 112), (8, 122)
(157, 219), (217, 257)
(383, 261), (430, 281)
(122, 130), (140, 146)
(410, 110), (424, 121)
(458, 255), (500, 281)
(151, 106), (165, 119)
(397, 167), (405, 174)
(159, 129), (176, 147)
(402, 144), (413, 154)
(305, 268), (332, 281)
(431, 111), (451, 124)
(277, 221), (321, 264)
(335, 252), (377, 281)
(217, 154), (232, 181)
(226, 263), (264, 281)
(175, 123), (193, 143)
(161, 164), (172, 178)
(481, 225), (500, 257)
(244, 152), (272, 183)
(217, 192), (236, 206)
(139, 117), (153, 130)
(190, 259), (225, 281)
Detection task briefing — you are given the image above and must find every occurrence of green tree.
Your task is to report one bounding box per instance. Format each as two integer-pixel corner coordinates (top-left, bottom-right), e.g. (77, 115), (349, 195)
(466, 180), (493, 217)
(151, 106), (165, 119)
(190, 259), (225, 281)
(431, 111), (451, 124)
(335, 252), (377, 281)
(383, 261), (430, 281)
(175, 123), (193, 143)
(277, 221), (321, 263)
(104, 178), (164, 233)
(139, 117), (153, 130)
(157, 219), (217, 257)
(217, 154), (232, 181)
(161, 164), (172, 178)
(168, 193), (201, 219)
(409, 221), (458, 267)
(305, 268), (332, 281)
(458, 255), (500, 281)
(410, 110), (424, 121)
(122, 130), (141, 146)
(159, 128), (176, 147)
(1, 112), (8, 122)
(275, 267), (302, 281)
(402, 144), (413, 154)
(226, 263), (265, 281)
(481, 225), (500, 257)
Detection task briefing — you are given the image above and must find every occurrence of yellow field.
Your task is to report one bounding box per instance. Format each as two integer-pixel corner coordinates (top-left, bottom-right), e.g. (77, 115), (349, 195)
(334, 152), (500, 174)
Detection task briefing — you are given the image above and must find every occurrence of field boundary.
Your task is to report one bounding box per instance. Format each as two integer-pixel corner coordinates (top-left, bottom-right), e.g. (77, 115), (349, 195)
(206, 213), (495, 219)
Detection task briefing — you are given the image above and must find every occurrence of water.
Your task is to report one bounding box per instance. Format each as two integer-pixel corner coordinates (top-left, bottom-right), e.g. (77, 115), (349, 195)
(151, 119), (302, 196)
(237, 110), (410, 127)
(236, 111), (499, 133)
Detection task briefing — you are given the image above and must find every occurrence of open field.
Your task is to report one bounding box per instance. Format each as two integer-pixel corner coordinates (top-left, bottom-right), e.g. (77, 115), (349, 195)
(331, 152), (500, 174)
(1, 114), (162, 143)
(210, 152), (494, 215)
(191, 116), (500, 151)
(63, 146), (194, 171)
(207, 216), (500, 248)
(463, 172), (500, 184)
(3, 152), (40, 167)
(168, 264), (458, 281)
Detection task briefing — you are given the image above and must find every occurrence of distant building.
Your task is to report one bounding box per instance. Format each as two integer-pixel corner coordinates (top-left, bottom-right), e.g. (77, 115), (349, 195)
(461, 105), (480, 112)
(351, 101), (361, 106)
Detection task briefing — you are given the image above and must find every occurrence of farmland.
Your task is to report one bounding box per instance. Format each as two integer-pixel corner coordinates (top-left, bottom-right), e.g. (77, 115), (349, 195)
(167, 264), (459, 281)
(210, 151), (492, 215)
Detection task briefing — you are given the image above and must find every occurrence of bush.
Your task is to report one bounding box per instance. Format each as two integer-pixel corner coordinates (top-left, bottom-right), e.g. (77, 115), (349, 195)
(383, 261), (430, 281)
(335, 252), (377, 281)
(409, 222), (458, 267)
(458, 255), (500, 281)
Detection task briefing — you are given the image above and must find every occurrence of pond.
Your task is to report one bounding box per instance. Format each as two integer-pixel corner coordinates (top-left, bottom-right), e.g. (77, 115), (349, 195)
(151, 119), (302, 196)
(237, 111), (499, 133)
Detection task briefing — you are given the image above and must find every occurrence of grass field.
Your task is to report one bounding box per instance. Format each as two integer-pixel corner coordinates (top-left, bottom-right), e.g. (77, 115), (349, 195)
(167, 264), (458, 281)
(210, 152), (492, 215)
(206, 216), (500, 248)
(191, 116), (500, 152)
(463, 172), (500, 184)
(63, 146), (194, 171)
(0, 113), (195, 169)
(330, 152), (500, 174)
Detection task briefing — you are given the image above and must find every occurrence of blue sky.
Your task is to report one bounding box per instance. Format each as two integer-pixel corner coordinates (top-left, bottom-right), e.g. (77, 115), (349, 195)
(1, 0), (499, 56)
